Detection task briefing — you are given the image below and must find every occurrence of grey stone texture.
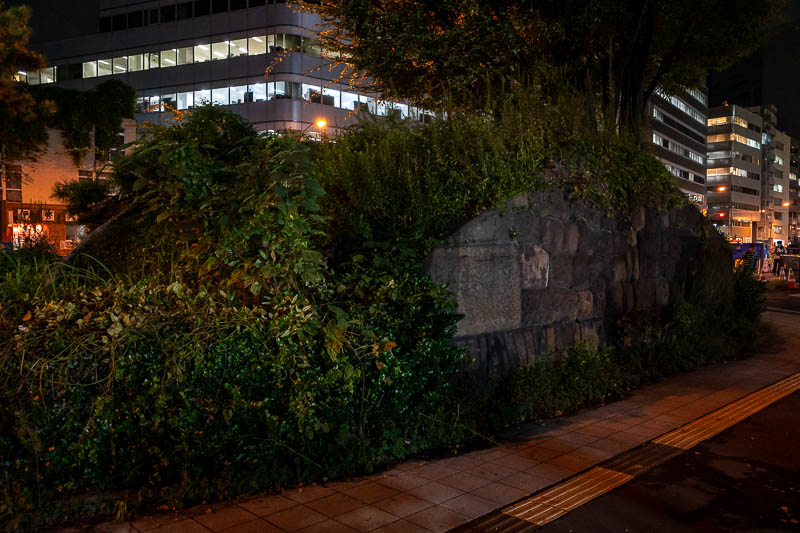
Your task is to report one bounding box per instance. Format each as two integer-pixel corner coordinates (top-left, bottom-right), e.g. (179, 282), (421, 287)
(424, 190), (731, 386)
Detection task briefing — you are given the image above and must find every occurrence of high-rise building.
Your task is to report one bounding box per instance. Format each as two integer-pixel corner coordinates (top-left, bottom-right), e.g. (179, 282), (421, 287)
(751, 105), (795, 244)
(647, 88), (708, 206)
(16, 0), (428, 134)
(705, 105), (763, 242)
(789, 137), (800, 242)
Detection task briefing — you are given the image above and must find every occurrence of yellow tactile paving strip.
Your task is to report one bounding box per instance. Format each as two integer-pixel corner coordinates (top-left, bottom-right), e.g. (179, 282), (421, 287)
(499, 372), (800, 528)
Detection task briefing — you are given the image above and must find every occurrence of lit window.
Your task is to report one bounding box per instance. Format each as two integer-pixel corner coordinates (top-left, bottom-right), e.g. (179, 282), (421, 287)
(97, 59), (113, 76)
(302, 83), (321, 103)
(230, 38), (248, 58)
(177, 47), (193, 65)
(211, 41), (229, 60)
(248, 36), (266, 55)
(177, 91), (194, 110)
(113, 57), (127, 74)
(194, 44), (211, 63)
(41, 67), (56, 83)
(212, 87), (229, 105)
(249, 82), (267, 101)
(129, 54), (144, 71)
(341, 91), (359, 111)
(160, 49), (177, 67)
(230, 85), (247, 104)
(147, 52), (160, 69)
(774, 184), (784, 193)
(194, 88), (211, 105)
(322, 87), (340, 107)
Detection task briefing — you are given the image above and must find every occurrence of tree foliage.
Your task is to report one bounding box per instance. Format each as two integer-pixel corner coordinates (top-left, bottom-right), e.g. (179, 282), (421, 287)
(0, 1), (49, 163)
(311, 0), (785, 130)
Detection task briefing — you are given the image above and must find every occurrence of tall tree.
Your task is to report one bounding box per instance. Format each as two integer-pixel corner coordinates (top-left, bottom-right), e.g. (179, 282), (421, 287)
(0, 1), (50, 165)
(311, 0), (786, 133)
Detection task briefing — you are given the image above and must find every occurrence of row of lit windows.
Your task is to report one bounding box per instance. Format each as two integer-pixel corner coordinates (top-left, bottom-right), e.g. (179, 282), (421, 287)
(706, 150), (760, 166)
(16, 31), (321, 84)
(663, 163), (705, 184)
(136, 80), (434, 121)
(655, 89), (705, 125)
(652, 133), (704, 164)
(686, 88), (707, 106)
(707, 133), (761, 150)
(707, 115), (750, 129)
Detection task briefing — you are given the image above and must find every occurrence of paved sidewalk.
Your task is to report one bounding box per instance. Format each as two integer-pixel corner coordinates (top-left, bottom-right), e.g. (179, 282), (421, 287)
(88, 311), (800, 533)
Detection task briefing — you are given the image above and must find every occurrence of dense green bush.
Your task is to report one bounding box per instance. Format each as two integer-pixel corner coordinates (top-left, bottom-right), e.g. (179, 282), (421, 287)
(0, 104), (762, 531)
(0, 108), (465, 530)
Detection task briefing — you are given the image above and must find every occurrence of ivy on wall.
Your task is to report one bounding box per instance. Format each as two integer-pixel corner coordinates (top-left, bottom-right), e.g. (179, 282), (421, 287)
(30, 79), (136, 167)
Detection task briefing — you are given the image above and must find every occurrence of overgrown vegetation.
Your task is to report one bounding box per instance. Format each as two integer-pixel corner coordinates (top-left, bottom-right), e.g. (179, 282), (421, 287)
(0, 103), (763, 531)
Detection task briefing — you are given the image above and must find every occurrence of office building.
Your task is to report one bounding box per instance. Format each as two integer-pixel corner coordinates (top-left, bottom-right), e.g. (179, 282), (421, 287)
(648, 88), (708, 206)
(705, 105), (763, 242)
(16, 0), (429, 134)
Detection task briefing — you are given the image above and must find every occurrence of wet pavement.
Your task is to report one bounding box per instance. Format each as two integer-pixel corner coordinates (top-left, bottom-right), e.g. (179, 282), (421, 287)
(534, 390), (800, 532)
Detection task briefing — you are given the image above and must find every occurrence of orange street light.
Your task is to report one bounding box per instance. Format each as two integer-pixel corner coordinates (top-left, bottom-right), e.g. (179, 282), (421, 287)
(315, 119), (327, 129)
(783, 201), (791, 207)
(717, 186), (727, 192)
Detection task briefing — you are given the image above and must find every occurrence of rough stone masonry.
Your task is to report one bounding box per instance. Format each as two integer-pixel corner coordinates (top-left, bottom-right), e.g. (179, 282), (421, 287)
(424, 190), (731, 386)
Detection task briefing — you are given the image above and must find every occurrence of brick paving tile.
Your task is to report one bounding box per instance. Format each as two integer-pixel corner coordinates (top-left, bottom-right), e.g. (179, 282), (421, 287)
(94, 522), (134, 533)
(571, 445), (616, 464)
(634, 403), (676, 415)
(219, 519), (283, 533)
(467, 462), (517, 482)
(406, 505), (469, 533)
(500, 440), (537, 453)
(407, 481), (465, 504)
(286, 485), (337, 504)
(193, 504), (258, 531)
(487, 453), (540, 472)
(586, 436), (635, 455)
(143, 519), (209, 533)
(343, 482), (400, 504)
(295, 519), (360, 533)
(432, 454), (484, 471)
(266, 505), (328, 531)
(408, 462), (459, 481)
(537, 438), (583, 453)
(516, 445), (562, 462)
(439, 493), (498, 519)
(473, 449), (508, 462)
(557, 431), (601, 446)
(653, 413), (693, 426)
(324, 478), (371, 492)
(545, 453), (592, 474)
(625, 424), (667, 439)
(372, 493), (432, 518)
(236, 495), (295, 517)
(307, 493), (364, 517)
(131, 514), (185, 532)
(335, 506), (399, 532)
(437, 472), (493, 492)
(524, 461), (576, 482)
(499, 471), (553, 493)
(376, 472), (430, 492)
(637, 419), (680, 432)
(394, 461), (429, 472)
(372, 519), (432, 533)
(470, 481), (529, 505)
(575, 423), (618, 438)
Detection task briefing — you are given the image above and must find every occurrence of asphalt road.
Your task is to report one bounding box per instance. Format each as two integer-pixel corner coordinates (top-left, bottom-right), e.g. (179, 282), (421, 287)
(536, 389), (800, 533)
(765, 289), (800, 313)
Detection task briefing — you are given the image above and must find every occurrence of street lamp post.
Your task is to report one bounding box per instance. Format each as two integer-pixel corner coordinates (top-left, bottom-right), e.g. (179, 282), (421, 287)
(299, 118), (327, 141)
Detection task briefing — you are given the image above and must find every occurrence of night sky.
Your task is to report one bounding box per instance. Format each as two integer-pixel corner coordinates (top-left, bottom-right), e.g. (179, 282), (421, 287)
(709, 0), (800, 138)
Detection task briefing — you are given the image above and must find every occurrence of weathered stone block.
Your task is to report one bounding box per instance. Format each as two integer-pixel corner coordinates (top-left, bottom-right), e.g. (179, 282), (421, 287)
(549, 254), (574, 288)
(521, 244), (549, 290)
(577, 290), (593, 318)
